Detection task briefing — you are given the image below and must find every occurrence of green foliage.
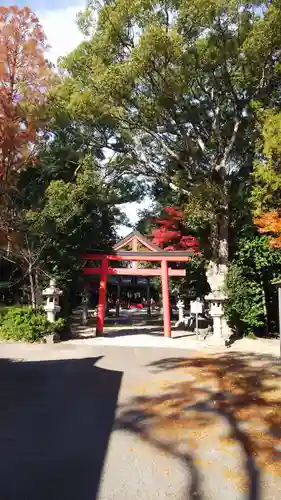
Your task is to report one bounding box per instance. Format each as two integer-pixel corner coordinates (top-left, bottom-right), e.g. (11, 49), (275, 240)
(8, 140), (123, 306)
(145, 255), (208, 303)
(135, 204), (160, 234)
(224, 263), (265, 336)
(58, 0), (281, 261)
(0, 307), (65, 343)
(247, 332), (258, 340)
(30, 160), (117, 278)
(3, 99), (143, 308)
(4, 0), (281, 328)
(251, 161), (281, 217)
(177, 257), (209, 301)
(77, 0), (96, 37)
(183, 180), (222, 229)
(261, 110), (281, 158)
(225, 235), (281, 336)
(251, 110), (281, 217)
(234, 235), (281, 274)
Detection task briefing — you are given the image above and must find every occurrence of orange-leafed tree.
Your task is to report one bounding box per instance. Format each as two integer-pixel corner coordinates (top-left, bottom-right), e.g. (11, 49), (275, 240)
(0, 6), (53, 196)
(255, 211), (281, 248)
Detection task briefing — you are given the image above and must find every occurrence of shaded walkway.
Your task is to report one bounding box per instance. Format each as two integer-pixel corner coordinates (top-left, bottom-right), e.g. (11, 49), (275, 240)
(0, 356), (122, 500)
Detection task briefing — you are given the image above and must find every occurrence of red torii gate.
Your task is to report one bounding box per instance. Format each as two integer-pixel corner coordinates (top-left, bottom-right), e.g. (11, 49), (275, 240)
(82, 230), (193, 337)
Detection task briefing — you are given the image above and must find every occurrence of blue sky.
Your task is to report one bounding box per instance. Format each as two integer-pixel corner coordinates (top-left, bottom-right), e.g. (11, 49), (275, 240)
(1, 2), (85, 63)
(0, 0), (83, 8)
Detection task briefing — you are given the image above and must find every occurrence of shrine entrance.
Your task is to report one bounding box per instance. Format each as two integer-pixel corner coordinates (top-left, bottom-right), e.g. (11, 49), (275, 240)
(82, 230), (193, 338)
(107, 275), (159, 314)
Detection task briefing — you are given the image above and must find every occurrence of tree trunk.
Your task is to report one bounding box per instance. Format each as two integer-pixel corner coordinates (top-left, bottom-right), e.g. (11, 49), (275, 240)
(210, 198), (229, 264)
(28, 265), (36, 308)
(210, 218), (220, 263)
(218, 205), (229, 264)
(35, 268), (42, 306)
(217, 176), (229, 265)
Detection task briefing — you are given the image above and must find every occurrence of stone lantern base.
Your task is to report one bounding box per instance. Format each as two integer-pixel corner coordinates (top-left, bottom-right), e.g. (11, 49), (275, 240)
(205, 293), (227, 345)
(44, 305), (61, 323)
(45, 332), (61, 344)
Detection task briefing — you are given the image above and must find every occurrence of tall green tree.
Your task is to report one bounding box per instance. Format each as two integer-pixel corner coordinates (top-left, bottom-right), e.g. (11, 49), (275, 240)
(5, 156), (119, 308)
(59, 0), (281, 263)
(3, 114), (138, 309)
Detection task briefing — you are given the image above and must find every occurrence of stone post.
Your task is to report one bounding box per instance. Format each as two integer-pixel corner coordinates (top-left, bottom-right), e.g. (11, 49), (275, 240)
(177, 299), (185, 323)
(116, 280), (121, 317)
(147, 280), (151, 316)
(81, 292), (89, 326)
(115, 298), (120, 317)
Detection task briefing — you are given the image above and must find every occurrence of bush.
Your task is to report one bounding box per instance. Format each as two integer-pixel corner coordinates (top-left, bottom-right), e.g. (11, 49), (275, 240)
(224, 263), (265, 336)
(0, 307), (65, 343)
(225, 235), (281, 336)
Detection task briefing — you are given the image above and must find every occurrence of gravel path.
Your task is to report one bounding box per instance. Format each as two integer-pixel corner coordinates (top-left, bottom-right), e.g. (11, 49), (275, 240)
(0, 342), (281, 500)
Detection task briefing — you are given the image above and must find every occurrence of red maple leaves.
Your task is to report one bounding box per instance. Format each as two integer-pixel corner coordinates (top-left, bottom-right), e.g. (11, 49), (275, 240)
(0, 6), (54, 189)
(151, 207), (200, 253)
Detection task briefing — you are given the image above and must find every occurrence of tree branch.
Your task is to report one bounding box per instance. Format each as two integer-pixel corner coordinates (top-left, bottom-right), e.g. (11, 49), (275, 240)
(216, 117), (240, 171)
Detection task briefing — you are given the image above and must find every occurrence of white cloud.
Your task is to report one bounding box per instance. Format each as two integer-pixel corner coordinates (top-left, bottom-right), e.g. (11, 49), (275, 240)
(38, 5), (84, 64)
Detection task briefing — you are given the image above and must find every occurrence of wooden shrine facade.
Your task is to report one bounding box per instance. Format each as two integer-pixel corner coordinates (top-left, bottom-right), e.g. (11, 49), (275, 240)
(82, 230), (193, 337)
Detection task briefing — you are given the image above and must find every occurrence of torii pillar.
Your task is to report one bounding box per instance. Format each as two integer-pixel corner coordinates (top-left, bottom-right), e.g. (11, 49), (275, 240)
(161, 260), (171, 337)
(96, 257), (108, 336)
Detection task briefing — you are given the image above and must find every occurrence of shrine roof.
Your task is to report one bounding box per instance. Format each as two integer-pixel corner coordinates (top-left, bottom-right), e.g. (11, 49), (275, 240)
(82, 230), (194, 262)
(113, 230), (163, 253)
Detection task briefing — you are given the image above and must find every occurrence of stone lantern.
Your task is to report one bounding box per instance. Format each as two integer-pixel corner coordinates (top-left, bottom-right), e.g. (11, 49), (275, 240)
(43, 279), (62, 323)
(205, 262), (231, 345)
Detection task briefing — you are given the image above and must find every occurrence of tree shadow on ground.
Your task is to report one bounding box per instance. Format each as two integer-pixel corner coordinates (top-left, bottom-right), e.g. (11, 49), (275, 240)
(105, 314), (164, 327)
(0, 356), (122, 500)
(116, 352), (281, 500)
(104, 327), (164, 337)
(70, 326), (165, 339)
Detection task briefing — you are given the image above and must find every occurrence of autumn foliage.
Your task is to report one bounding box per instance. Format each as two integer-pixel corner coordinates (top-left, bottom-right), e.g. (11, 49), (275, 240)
(151, 207), (200, 252)
(255, 211), (281, 248)
(0, 6), (53, 190)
